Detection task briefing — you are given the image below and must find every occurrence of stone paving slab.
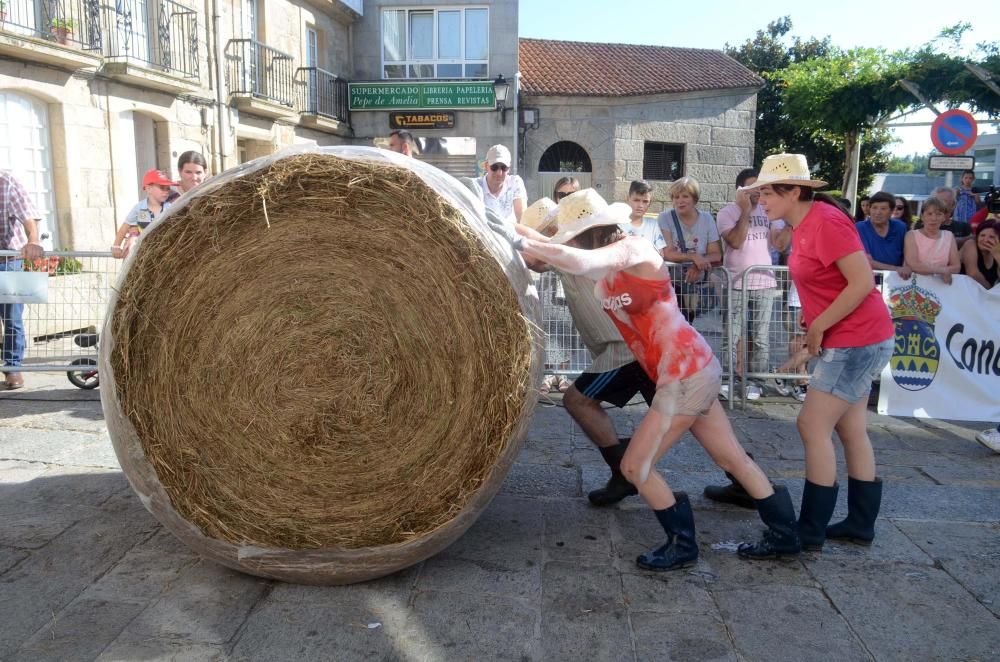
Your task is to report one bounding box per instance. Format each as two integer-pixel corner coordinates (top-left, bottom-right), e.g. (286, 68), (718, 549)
(715, 584), (871, 661)
(807, 557), (1000, 661)
(893, 520), (1000, 617)
(0, 376), (997, 660)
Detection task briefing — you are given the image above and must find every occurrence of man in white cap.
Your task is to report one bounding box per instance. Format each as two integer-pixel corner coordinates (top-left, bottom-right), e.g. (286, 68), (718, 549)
(476, 144), (526, 225)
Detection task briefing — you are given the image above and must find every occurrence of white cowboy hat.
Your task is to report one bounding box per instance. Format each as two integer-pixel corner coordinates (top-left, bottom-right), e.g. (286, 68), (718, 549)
(548, 189), (632, 245)
(520, 197), (559, 233)
(738, 153), (827, 190)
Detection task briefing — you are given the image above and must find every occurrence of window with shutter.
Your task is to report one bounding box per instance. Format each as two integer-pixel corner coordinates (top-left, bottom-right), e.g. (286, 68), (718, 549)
(643, 142), (684, 181)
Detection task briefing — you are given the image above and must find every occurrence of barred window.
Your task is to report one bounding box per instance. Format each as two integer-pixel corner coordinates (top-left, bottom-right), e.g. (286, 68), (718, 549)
(643, 142), (684, 181)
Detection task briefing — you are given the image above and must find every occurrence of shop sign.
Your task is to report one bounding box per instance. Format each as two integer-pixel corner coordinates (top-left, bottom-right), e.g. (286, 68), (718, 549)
(349, 82), (495, 111)
(389, 111), (456, 129)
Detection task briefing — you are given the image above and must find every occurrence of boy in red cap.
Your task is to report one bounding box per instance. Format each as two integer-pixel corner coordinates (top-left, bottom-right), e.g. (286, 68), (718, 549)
(111, 168), (178, 258)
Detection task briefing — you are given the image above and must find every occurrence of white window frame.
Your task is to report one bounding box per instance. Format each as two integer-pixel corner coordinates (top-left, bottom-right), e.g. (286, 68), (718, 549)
(380, 6), (489, 80)
(305, 27), (319, 68)
(0, 92), (58, 249)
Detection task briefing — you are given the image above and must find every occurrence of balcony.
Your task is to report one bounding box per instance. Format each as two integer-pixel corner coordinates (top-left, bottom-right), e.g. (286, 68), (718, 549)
(0, 0), (103, 68)
(226, 39), (296, 119)
(0, 0), (199, 88)
(296, 66), (350, 134)
(98, 0), (200, 91)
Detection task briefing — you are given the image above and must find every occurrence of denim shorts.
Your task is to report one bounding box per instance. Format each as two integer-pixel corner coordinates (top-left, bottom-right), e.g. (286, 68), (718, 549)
(809, 338), (894, 404)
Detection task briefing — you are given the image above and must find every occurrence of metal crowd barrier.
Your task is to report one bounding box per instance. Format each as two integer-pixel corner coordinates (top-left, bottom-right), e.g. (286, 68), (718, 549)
(0, 250), (121, 374)
(534, 265), (738, 409)
(736, 265), (894, 409)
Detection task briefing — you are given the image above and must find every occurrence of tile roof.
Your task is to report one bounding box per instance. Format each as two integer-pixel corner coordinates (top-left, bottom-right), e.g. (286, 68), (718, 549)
(519, 38), (763, 97)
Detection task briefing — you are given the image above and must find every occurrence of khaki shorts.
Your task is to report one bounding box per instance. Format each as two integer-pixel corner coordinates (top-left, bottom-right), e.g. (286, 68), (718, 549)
(651, 357), (723, 417)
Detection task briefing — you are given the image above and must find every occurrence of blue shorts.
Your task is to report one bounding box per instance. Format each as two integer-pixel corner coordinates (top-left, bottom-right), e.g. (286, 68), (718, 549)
(809, 338), (894, 404)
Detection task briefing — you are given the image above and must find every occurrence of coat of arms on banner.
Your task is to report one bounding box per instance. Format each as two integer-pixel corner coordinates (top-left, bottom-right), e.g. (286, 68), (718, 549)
(888, 283), (943, 391)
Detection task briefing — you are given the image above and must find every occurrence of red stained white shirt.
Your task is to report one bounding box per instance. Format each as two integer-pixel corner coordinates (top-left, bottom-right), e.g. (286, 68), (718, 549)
(595, 269), (714, 384)
(788, 201), (893, 348)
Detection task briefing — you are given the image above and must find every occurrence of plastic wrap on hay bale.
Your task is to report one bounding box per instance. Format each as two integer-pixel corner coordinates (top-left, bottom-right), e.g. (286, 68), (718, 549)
(99, 147), (544, 585)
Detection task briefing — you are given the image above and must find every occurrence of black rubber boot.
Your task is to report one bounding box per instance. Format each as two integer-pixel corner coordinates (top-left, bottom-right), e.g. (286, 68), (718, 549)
(588, 437), (638, 507)
(798, 480), (839, 552)
(826, 477), (883, 546)
(703, 451), (760, 509)
(636, 493), (699, 571)
(737, 485), (802, 559)
(703, 470), (756, 509)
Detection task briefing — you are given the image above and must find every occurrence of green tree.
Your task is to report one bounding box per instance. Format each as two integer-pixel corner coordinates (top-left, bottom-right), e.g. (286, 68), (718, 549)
(772, 47), (914, 202)
(724, 18), (831, 169)
(725, 19), (891, 196)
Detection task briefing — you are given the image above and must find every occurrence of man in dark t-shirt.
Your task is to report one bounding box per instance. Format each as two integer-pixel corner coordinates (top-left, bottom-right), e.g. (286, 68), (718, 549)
(855, 191), (909, 275)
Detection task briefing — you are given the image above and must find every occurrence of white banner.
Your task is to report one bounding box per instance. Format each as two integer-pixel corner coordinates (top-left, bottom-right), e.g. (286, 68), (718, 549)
(0, 271), (48, 304)
(878, 273), (1000, 422)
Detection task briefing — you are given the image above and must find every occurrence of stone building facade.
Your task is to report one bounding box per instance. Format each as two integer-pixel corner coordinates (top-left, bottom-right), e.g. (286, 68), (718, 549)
(0, 0), (361, 250)
(519, 39), (762, 213)
(348, 0), (518, 174)
(0, 4), (762, 250)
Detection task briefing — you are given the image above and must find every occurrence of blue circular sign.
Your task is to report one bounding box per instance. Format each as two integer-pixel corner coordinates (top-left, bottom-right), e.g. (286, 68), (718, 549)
(931, 110), (978, 156)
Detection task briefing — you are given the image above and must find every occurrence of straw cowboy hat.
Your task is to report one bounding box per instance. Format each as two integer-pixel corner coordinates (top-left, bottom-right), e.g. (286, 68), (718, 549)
(549, 189), (632, 245)
(738, 153), (827, 190)
(520, 197), (559, 233)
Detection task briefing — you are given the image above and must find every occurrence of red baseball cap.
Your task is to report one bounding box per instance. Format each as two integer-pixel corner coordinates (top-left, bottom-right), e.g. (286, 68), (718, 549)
(142, 168), (178, 188)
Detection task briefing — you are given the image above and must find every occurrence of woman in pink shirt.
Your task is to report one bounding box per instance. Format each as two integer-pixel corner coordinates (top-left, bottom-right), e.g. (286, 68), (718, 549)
(506, 189), (801, 570)
(904, 196), (960, 285)
(748, 154), (894, 552)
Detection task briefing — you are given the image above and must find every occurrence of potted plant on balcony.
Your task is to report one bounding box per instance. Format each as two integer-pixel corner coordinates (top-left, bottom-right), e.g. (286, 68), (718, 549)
(50, 17), (76, 45)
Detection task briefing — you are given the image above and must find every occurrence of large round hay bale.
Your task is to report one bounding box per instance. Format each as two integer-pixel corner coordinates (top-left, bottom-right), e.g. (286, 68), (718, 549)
(100, 147), (543, 584)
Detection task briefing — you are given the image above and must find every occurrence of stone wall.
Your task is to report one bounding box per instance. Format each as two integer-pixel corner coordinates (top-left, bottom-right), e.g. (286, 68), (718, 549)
(0, 61), (213, 249)
(522, 88), (758, 212)
(0, 0), (361, 250)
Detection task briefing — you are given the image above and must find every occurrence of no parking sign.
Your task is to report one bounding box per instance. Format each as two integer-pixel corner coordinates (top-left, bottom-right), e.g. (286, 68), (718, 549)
(930, 110), (978, 156)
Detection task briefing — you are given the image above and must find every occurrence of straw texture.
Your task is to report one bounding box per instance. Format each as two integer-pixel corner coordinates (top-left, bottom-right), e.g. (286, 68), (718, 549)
(101, 150), (542, 583)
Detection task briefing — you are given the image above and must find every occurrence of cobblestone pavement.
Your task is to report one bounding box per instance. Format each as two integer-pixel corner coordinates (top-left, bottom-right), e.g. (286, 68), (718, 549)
(1, 373), (997, 661)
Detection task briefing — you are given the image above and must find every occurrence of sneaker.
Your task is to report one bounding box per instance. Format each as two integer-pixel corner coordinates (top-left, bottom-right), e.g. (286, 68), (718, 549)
(792, 384), (807, 402)
(975, 428), (1000, 453)
(719, 384), (730, 400)
(772, 378), (792, 397)
(744, 382), (762, 400)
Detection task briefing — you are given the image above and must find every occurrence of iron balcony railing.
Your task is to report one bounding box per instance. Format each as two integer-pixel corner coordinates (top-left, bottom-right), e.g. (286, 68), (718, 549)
(226, 39), (295, 108)
(0, 0), (198, 79)
(99, 0), (199, 78)
(1, 0), (103, 50)
(295, 67), (349, 124)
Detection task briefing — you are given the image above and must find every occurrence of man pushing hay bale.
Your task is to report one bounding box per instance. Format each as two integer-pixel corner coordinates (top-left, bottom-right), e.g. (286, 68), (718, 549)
(100, 147), (544, 585)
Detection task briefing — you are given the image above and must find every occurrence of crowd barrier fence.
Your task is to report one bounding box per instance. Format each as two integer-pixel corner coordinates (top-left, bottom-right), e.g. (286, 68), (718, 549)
(0, 250), (121, 377)
(736, 265), (895, 409)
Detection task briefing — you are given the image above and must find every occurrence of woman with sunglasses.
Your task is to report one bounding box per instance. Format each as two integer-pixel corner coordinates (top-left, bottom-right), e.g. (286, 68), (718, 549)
(509, 189), (801, 570)
(476, 144), (527, 225)
(891, 196), (912, 227)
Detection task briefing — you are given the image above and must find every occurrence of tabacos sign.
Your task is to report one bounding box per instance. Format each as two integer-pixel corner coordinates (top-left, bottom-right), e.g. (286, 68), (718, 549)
(389, 112), (456, 129)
